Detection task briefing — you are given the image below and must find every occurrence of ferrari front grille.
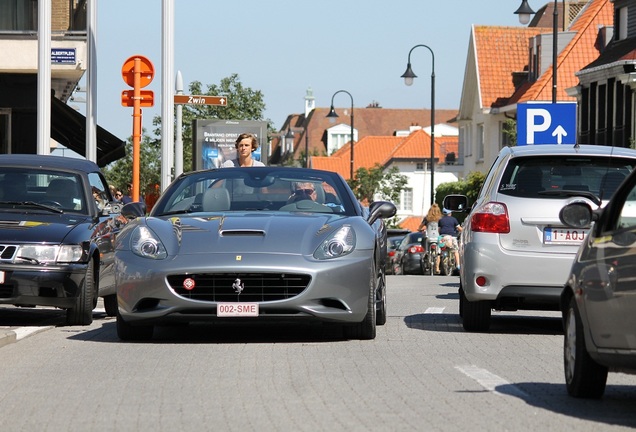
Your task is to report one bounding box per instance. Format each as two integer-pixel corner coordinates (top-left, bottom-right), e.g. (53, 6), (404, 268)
(167, 273), (311, 302)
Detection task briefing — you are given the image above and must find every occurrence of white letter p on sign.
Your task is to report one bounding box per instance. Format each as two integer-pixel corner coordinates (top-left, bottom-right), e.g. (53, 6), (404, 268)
(526, 108), (551, 145)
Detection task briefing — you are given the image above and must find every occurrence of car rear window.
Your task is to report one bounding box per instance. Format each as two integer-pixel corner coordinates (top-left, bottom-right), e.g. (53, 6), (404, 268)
(498, 156), (636, 199)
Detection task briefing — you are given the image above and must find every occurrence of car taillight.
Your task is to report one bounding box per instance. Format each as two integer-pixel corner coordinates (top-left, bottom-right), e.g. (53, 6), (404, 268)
(470, 202), (510, 233)
(388, 251), (396, 257)
(408, 245), (424, 254)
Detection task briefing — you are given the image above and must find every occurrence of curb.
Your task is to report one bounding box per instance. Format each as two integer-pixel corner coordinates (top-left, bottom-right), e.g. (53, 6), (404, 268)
(0, 329), (17, 348)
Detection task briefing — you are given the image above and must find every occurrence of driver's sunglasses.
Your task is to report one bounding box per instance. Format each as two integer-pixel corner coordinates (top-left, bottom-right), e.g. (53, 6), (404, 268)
(295, 188), (315, 194)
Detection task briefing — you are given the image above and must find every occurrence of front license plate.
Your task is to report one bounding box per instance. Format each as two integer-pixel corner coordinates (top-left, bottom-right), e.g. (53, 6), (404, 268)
(217, 303), (259, 317)
(544, 227), (588, 244)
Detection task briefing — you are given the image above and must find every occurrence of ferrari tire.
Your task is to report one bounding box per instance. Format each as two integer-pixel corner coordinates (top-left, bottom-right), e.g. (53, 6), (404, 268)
(116, 311), (154, 341)
(376, 267), (387, 326)
(564, 296), (608, 398)
(344, 263), (377, 340)
(103, 294), (118, 317)
(66, 259), (95, 326)
(460, 287), (491, 332)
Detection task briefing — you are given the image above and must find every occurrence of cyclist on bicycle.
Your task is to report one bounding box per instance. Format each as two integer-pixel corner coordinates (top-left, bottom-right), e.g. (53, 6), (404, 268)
(438, 208), (462, 272)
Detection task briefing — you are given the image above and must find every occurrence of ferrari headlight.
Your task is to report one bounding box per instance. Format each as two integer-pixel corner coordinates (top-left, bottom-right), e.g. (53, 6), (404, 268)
(131, 226), (167, 259)
(16, 245), (83, 263)
(314, 225), (355, 260)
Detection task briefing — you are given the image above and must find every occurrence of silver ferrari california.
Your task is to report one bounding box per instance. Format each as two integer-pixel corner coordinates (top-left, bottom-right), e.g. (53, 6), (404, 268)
(115, 167), (396, 341)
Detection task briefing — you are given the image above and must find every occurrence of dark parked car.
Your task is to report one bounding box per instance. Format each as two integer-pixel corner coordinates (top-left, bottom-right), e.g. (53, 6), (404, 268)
(115, 167), (396, 341)
(559, 166), (636, 398)
(393, 231), (424, 275)
(0, 154), (127, 325)
(386, 228), (409, 275)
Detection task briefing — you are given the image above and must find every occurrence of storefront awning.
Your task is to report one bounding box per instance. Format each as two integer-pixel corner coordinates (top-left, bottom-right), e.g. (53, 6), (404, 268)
(51, 97), (126, 167)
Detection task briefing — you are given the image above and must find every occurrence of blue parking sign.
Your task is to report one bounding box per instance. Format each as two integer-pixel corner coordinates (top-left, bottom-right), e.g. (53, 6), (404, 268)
(517, 102), (576, 146)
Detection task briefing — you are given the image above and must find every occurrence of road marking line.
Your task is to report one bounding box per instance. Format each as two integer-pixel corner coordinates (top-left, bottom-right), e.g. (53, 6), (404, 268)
(455, 365), (529, 398)
(14, 326), (53, 341)
(425, 307), (445, 314)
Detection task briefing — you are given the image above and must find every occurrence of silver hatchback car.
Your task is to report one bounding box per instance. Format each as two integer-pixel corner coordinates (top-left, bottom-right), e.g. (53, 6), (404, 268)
(456, 144), (636, 332)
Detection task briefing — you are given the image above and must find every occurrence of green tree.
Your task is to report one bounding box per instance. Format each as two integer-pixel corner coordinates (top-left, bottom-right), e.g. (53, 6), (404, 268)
(154, 73), (272, 172)
(348, 164), (408, 204)
(434, 171), (486, 223)
(103, 131), (161, 194)
(348, 165), (408, 229)
(503, 118), (517, 146)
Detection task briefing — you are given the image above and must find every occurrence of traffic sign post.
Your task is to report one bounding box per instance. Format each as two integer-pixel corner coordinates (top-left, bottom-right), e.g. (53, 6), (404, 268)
(121, 55), (154, 203)
(516, 102), (577, 146)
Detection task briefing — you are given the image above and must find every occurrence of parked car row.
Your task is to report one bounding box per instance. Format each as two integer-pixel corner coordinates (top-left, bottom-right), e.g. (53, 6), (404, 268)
(445, 144), (636, 399)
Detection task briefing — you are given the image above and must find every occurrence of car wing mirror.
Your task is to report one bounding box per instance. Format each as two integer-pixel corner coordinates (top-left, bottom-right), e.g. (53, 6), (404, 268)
(559, 202), (595, 228)
(122, 201), (147, 219)
(368, 201), (397, 225)
(443, 194), (469, 212)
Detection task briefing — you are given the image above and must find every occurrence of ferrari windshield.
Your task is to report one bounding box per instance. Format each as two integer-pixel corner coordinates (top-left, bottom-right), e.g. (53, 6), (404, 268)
(151, 167), (356, 216)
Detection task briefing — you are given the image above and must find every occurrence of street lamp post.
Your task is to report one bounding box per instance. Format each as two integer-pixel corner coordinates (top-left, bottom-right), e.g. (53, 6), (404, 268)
(326, 90), (355, 180)
(515, 0), (558, 103)
(283, 127), (294, 160)
(401, 44), (435, 207)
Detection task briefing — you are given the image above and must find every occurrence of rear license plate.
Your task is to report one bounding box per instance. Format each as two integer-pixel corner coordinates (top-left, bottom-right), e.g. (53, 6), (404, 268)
(544, 227), (588, 244)
(217, 303), (259, 317)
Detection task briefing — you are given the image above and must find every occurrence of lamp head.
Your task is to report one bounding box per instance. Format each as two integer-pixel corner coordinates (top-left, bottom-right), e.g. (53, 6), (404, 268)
(514, 0), (535, 25)
(326, 105), (339, 124)
(401, 63), (417, 86)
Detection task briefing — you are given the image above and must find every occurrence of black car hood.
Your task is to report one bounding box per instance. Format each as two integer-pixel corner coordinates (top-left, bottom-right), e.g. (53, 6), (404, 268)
(0, 212), (91, 244)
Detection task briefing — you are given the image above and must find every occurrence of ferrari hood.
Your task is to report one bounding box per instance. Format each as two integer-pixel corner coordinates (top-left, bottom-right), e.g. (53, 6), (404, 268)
(0, 212), (90, 243)
(148, 212), (350, 255)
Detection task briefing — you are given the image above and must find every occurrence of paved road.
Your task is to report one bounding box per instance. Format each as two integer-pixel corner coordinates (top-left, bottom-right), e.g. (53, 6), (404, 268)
(0, 275), (635, 431)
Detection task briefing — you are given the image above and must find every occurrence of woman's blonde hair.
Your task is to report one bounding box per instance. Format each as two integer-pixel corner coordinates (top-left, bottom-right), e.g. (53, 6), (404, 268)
(426, 203), (443, 222)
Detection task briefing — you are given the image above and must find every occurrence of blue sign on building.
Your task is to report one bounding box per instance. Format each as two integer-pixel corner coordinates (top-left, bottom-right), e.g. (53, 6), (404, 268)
(51, 48), (76, 64)
(516, 102), (577, 146)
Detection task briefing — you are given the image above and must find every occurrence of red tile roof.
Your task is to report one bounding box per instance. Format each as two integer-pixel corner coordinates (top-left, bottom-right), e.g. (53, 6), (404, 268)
(311, 129), (458, 177)
(517, 0), (613, 103)
(399, 216), (422, 232)
(271, 107), (458, 163)
(473, 25), (550, 108)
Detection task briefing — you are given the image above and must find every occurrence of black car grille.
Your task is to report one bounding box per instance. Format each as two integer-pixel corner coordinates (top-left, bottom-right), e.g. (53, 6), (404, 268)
(167, 273), (311, 302)
(0, 245), (18, 261)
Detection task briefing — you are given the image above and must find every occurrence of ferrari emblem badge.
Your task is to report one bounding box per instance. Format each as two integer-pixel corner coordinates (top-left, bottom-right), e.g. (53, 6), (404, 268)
(232, 278), (244, 294)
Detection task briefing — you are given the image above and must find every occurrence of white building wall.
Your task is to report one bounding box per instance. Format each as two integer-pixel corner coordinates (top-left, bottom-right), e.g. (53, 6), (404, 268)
(385, 161), (458, 219)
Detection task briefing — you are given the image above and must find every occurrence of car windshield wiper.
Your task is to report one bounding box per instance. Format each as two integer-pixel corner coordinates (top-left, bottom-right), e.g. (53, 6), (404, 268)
(0, 201), (64, 214)
(537, 190), (601, 206)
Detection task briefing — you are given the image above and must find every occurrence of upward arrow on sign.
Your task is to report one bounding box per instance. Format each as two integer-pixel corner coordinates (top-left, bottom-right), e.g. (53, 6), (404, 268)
(552, 125), (568, 144)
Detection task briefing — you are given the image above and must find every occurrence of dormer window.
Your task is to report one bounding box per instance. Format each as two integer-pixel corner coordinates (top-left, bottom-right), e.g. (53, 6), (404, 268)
(618, 6), (628, 40)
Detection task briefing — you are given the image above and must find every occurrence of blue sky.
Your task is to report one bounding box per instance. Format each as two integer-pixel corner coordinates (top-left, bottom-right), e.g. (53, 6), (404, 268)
(89, 0), (525, 140)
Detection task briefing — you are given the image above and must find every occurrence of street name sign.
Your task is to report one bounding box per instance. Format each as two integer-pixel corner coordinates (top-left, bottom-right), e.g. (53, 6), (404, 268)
(174, 95), (227, 106)
(516, 102), (577, 145)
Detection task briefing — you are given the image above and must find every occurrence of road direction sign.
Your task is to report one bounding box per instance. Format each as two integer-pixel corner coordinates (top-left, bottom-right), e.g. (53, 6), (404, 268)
(174, 95), (227, 106)
(121, 90), (154, 107)
(121, 55), (155, 88)
(516, 102), (577, 145)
